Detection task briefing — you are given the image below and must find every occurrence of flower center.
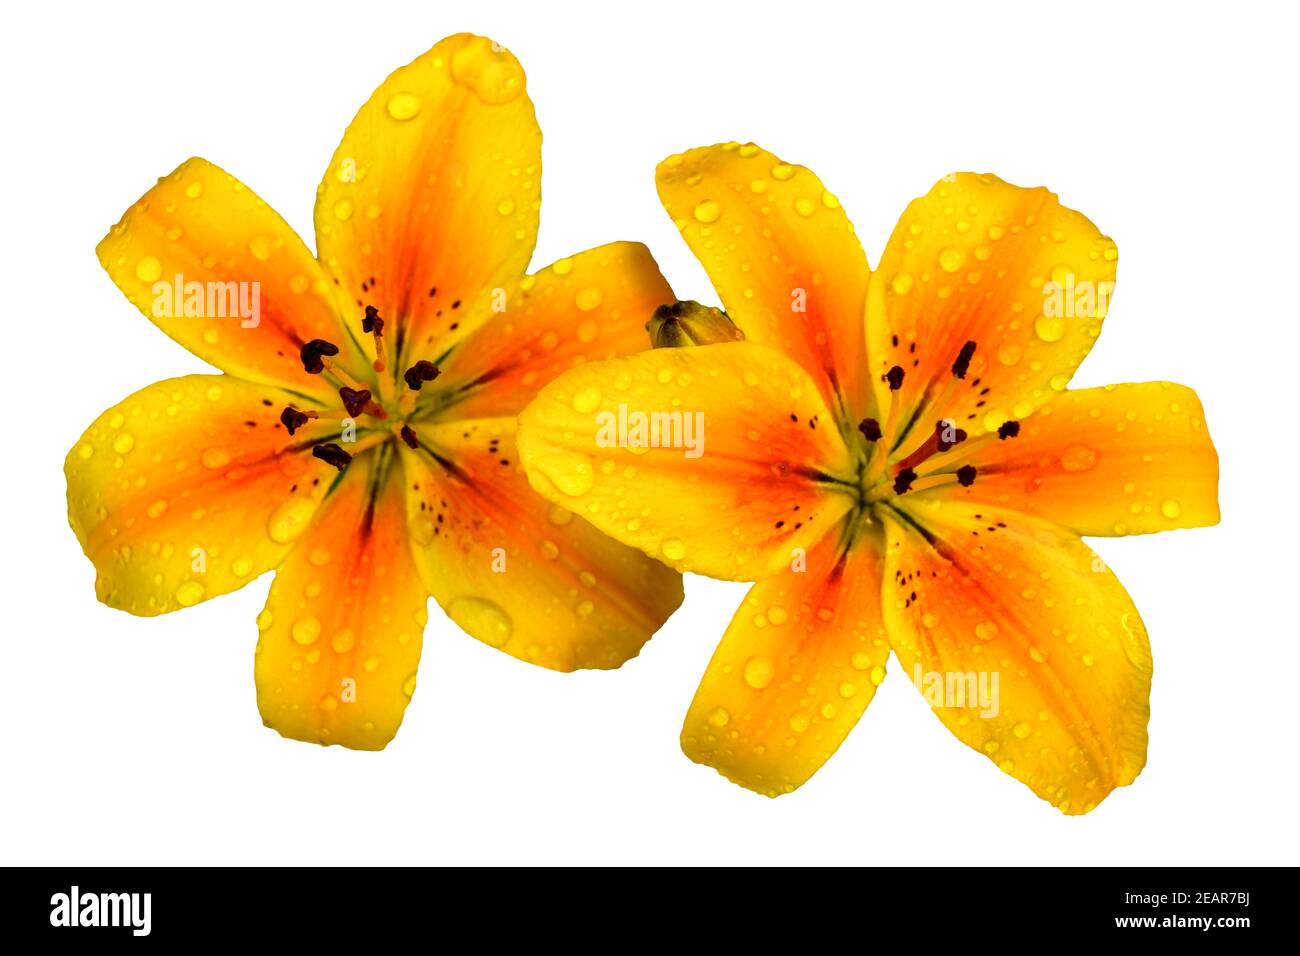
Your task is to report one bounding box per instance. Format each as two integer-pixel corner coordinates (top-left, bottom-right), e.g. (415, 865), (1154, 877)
(275, 304), (445, 470)
(850, 340), (1021, 510)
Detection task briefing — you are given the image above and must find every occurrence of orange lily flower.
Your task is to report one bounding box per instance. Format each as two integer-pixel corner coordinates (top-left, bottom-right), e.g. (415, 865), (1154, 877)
(517, 143), (1219, 812)
(66, 34), (683, 750)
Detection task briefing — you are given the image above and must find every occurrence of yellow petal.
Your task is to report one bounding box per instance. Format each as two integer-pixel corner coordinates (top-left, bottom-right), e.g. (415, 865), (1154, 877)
(881, 498), (1151, 814)
(658, 142), (870, 422)
(256, 446), (426, 749)
(315, 33), (540, 371)
(945, 382), (1219, 535)
(400, 418), (682, 671)
(867, 172), (1118, 438)
(682, 521), (890, 795)
(426, 243), (673, 421)
(65, 375), (337, 615)
(97, 158), (368, 399)
(517, 342), (857, 581)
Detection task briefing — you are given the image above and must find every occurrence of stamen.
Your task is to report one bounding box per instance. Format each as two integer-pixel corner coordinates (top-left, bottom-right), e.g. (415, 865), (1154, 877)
(858, 418), (882, 442)
(399, 424), (419, 450)
(363, 305), (387, 372)
(338, 387), (372, 418)
(956, 464), (977, 486)
(937, 420), (969, 452)
(279, 406), (315, 435)
(311, 443), (352, 470)
(404, 359), (441, 391)
(998, 420), (1021, 439)
(300, 339), (340, 375)
(951, 340), (977, 379)
(895, 419), (968, 472)
(893, 467), (917, 495)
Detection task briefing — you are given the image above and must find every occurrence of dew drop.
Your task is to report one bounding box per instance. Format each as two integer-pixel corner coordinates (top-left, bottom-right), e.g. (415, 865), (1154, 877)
(693, 199), (721, 224)
(175, 580), (205, 607)
(571, 385), (602, 414)
(135, 256), (162, 282)
(267, 496), (320, 544)
(385, 91), (422, 120)
(1034, 314), (1065, 342)
(743, 655), (775, 689)
(575, 287), (603, 312)
(938, 246), (966, 273)
(291, 617), (321, 645)
(201, 447), (231, 469)
(447, 596), (513, 648)
(1059, 445), (1099, 473)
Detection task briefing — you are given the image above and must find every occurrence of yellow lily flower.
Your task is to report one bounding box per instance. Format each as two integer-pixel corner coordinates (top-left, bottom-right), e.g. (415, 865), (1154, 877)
(66, 34), (684, 750)
(517, 142), (1219, 812)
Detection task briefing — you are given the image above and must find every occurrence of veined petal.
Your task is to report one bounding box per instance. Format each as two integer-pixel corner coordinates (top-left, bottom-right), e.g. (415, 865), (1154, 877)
(867, 173), (1118, 439)
(255, 446), (427, 749)
(65, 375), (338, 616)
(657, 142), (870, 423)
(399, 418), (682, 671)
(946, 382), (1219, 536)
(516, 342), (857, 581)
(97, 158), (368, 399)
(426, 242), (673, 420)
(682, 521), (890, 796)
(315, 33), (541, 370)
(881, 499), (1152, 815)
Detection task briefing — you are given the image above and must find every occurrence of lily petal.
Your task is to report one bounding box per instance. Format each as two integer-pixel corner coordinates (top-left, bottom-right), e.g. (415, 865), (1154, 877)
(428, 242), (673, 420)
(867, 173), (1117, 438)
(948, 382), (1220, 536)
(255, 446), (426, 749)
(97, 158), (369, 399)
(517, 342), (857, 581)
(315, 33), (541, 370)
(399, 419), (683, 671)
(881, 498), (1151, 814)
(682, 521), (890, 796)
(657, 143), (871, 422)
(65, 375), (337, 616)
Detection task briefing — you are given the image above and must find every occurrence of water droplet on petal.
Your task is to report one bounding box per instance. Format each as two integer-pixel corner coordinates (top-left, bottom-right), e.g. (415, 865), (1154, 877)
(385, 91), (422, 121)
(175, 580), (205, 607)
(135, 256), (162, 282)
(1059, 445), (1099, 473)
(743, 655), (775, 689)
(447, 596), (513, 648)
(291, 617), (321, 645)
(660, 538), (686, 561)
(267, 496), (320, 544)
(693, 199), (721, 224)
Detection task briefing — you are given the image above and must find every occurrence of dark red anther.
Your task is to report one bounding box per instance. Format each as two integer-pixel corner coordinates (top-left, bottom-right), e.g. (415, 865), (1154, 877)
(300, 339), (340, 374)
(311, 443), (352, 471)
(400, 424), (419, 450)
(280, 406), (310, 435)
(935, 419), (969, 452)
(338, 386), (372, 417)
(893, 467), (917, 495)
(956, 465), (977, 487)
(858, 418), (883, 442)
(362, 304), (385, 336)
(886, 365), (905, 391)
(951, 340), (977, 379)
(403, 359), (441, 391)
(998, 420), (1021, 440)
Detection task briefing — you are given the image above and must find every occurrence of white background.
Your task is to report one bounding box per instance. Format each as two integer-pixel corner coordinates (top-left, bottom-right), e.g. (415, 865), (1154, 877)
(2, 0), (1296, 865)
